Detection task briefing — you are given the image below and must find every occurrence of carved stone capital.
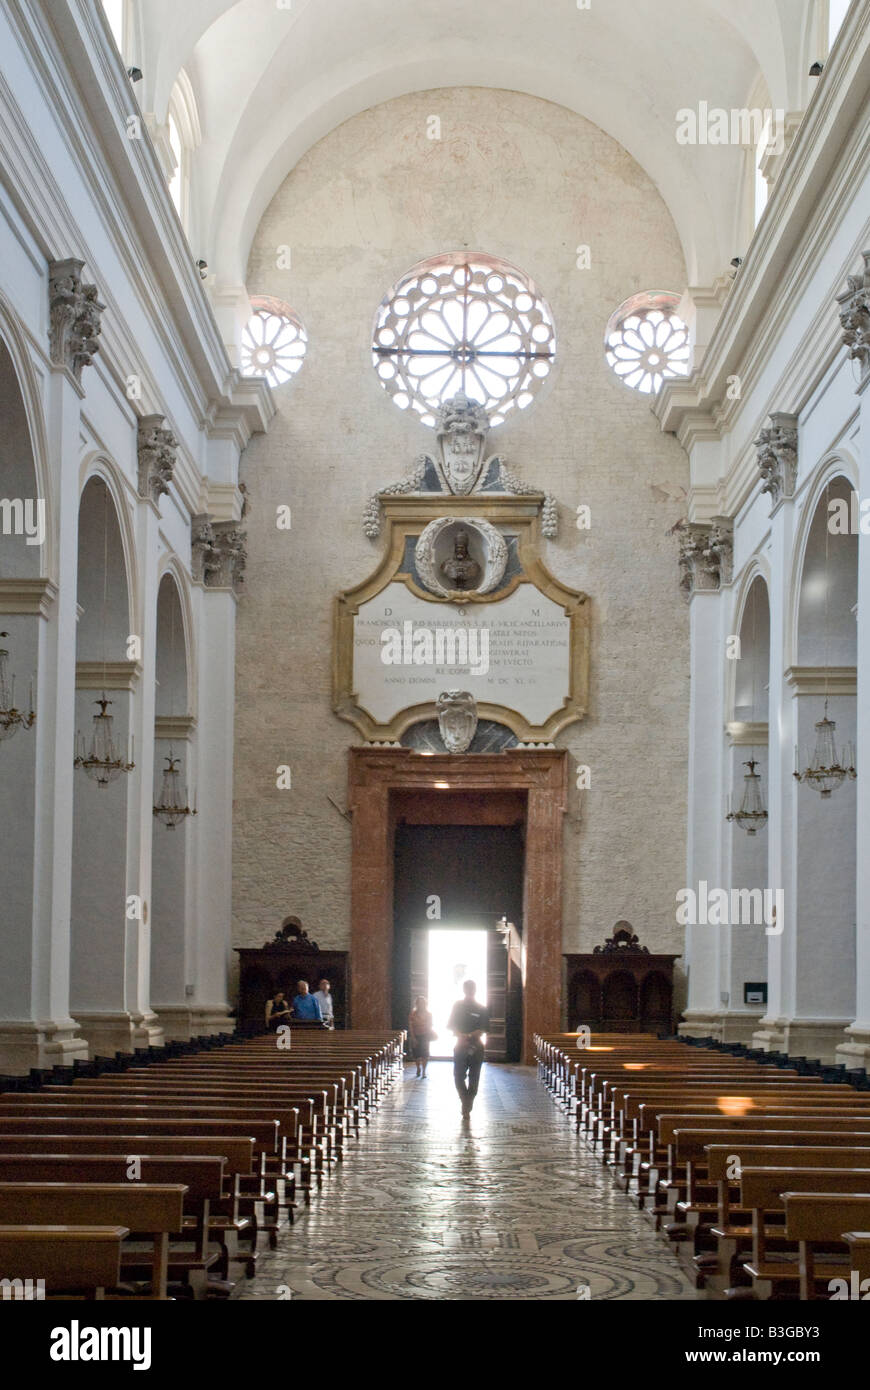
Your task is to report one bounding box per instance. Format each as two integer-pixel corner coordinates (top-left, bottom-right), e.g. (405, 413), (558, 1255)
(191, 514), (246, 592)
(836, 250), (870, 380)
(191, 514), (219, 585)
(754, 412), (798, 504)
(678, 517), (732, 599)
(48, 258), (104, 384)
(707, 515), (734, 587)
(137, 414), (177, 503)
(211, 521), (247, 591)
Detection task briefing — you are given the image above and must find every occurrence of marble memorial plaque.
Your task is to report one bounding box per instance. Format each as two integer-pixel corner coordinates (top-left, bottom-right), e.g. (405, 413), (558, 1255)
(353, 581), (572, 726)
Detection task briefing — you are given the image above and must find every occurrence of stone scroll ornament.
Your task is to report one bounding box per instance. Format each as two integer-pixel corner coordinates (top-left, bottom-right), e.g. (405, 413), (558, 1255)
(436, 690), (478, 753)
(363, 392), (558, 539)
(137, 415), (177, 503)
(754, 413), (798, 505)
(48, 258), (104, 385)
(836, 250), (870, 380)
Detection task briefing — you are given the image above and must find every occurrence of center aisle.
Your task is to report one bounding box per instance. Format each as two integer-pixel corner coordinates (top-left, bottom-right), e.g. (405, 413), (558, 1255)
(240, 1060), (698, 1301)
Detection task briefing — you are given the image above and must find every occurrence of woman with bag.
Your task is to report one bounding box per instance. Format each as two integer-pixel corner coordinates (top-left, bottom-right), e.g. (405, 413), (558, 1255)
(408, 996), (435, 1078)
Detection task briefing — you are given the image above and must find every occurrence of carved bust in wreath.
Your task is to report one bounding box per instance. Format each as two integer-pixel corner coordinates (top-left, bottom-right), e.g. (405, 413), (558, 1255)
(268, 915), (320, 951)
(439, 530), (482, 591)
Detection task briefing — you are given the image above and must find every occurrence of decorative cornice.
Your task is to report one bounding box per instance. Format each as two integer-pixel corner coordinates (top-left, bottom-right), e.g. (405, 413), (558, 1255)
(75, 660), (140, 691)
(155, 714), (197, 741)
(784, 665), (857, 697)
(137, 414), (177, 504)
(48, 258), (104, 384)
(726, 720), (769, 747)
(0, 577), (58, 617)
(191, 513), (246, 593)
(835, 249), (870, 383)
(654, 6), (870, 473)
(754, 412), (798, 506)
(678, 516), (733, 599)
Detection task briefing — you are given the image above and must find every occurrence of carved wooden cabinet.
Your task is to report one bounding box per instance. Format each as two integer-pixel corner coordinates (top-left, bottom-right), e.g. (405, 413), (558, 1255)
(235, 944), (349, 1033)
(563, 924), (677, 1034)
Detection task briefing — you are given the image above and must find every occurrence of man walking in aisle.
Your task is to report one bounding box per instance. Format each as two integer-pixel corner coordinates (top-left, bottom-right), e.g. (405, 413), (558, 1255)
(448, 980), (490, 1117)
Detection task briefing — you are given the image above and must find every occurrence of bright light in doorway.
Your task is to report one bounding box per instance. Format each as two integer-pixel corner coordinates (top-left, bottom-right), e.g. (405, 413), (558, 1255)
(426, 928), (487, 1059)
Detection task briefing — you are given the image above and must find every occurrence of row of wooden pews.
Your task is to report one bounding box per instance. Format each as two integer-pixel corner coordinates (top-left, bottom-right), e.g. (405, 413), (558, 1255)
(0, 1027), (403, 1300)
(536, 1030), (870, 1301)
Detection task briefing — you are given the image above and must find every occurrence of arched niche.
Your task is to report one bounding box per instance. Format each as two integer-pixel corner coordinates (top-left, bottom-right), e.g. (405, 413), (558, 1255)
(70, 474), (136, 1047)
(569, 970), (600, 1031)
(0, 340), (42, 582)
(0, 332), (42, 1027)
(151, 571), (195, 1029)
(601, 970), (637, 1026)
(797, 474), (857, 668)
(790, 472), (857, 1041)
(734, 575), (770, 723)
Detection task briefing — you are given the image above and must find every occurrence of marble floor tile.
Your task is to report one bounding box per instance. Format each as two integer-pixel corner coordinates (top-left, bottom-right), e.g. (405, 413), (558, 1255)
(238, 1061), (698, 1301)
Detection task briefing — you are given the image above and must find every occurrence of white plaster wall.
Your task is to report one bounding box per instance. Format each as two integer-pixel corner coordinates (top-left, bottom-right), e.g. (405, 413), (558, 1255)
(235, 87), (690, 965)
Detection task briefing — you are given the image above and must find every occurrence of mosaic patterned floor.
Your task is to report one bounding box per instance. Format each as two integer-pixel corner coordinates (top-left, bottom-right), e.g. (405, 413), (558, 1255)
(239, 1061), (699, 1301)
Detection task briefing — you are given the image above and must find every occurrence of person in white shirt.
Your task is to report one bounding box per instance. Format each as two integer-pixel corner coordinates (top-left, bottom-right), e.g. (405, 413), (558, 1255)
(312, 979), (335, 1028)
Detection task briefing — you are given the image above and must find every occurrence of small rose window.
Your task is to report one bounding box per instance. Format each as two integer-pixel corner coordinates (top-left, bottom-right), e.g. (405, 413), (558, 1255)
(604, 291), (690, 394)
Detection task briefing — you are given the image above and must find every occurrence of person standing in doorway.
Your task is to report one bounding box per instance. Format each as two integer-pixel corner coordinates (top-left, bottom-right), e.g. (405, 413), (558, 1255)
(408, 995), (434, 1078)
(448, 980), (490, 1116)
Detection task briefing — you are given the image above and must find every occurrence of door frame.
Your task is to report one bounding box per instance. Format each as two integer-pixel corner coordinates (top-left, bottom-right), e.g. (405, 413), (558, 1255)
(348, 747), (567, 1062)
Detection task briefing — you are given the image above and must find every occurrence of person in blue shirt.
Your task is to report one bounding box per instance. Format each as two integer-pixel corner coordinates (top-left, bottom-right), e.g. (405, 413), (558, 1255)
(291, 980), (323, 1021)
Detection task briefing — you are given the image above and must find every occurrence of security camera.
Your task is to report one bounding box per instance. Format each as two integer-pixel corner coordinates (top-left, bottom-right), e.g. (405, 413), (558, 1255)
(809, 62), (823, 76)
(196, 260), (208, 280)
(127, 67), (143, 82)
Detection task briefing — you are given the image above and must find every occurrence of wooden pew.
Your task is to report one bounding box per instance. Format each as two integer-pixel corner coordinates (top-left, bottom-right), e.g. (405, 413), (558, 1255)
(0, 1183), (185, 1300)
(783, 1193), (870, 1299)
(843, 1232), (870, 1287)
(740, 1167), (870, 1299)
(0, 1155), (225, 1297)
(0, 1225), (128, 1300)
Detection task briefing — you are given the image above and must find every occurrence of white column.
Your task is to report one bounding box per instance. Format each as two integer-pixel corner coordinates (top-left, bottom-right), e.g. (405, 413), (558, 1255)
(126, 495), (162, 1048)
(679, 554), (727, 1037)
(753, 496), (798, 1054)
(188, 580), (237, 1035)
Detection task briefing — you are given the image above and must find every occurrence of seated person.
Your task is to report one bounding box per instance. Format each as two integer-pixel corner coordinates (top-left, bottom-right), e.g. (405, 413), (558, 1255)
(265, 990), (293, 1031)
(291, 980), (323, 1022)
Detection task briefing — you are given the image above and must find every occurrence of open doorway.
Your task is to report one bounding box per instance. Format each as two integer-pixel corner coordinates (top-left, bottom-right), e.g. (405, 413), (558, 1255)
(424, 928), (488, 1058)
(392, 814), (524, 1061)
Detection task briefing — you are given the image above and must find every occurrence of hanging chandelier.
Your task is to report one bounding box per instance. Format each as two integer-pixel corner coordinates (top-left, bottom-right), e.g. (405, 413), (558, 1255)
(793, 482), (857, 799)
(74, 696), (134, 786)
(794, 701), (856, 798)
(727, 757), (768, 835)
(153, 753), (196, 828)
(0, 633), (35, 744)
